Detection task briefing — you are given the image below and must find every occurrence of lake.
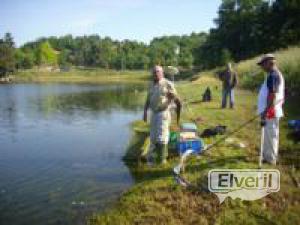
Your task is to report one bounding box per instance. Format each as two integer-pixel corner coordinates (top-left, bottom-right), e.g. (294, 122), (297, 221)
(0, 83), (145, 225)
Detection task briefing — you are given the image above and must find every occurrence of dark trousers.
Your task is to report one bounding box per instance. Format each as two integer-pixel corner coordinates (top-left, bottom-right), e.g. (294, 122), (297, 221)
(222, 88), (234, 108)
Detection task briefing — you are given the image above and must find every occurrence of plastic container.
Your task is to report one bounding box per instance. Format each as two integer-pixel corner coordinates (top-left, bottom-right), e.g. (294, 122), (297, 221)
(288, 120), (300, 129)
(177, 138), (204, 155)
(169, 131), (178, 151)
(180, 123), (198, 132)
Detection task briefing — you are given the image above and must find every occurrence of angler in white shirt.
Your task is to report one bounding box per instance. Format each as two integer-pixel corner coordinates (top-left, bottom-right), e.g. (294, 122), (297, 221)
(257, 54), (285, 165)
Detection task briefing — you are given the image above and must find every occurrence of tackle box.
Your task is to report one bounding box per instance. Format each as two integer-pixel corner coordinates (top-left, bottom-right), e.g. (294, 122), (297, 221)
(176, 138), (204, 155)
(180, 122), (198, 132)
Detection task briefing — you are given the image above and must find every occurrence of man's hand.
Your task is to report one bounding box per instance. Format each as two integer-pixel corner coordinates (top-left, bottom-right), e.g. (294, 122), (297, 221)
(261, 109), (267, 120)
(261, 111), (266, 127)
(260, 118), (266, 127)
(167, 92), (175, 100)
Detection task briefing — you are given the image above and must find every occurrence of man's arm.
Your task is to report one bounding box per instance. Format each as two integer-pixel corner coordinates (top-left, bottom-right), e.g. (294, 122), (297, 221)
(232, 72), (238, 88)
(166, 84), (182, 124)
(262, 92), (275, 121)
(262, 72), (279, 119)
(218, 71), (224, 81)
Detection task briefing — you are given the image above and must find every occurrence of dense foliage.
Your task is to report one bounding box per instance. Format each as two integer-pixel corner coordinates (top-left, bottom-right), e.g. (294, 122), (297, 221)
(0, 33), (15, 77)
(17, 33), (207, 70)
(0, 0), (299, 76)
(197, 0), (300, 69)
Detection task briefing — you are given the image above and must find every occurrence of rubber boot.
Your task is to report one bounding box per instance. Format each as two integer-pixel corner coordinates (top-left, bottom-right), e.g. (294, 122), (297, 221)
(147, 142), (155, 167)
(156, 144), (168, 164)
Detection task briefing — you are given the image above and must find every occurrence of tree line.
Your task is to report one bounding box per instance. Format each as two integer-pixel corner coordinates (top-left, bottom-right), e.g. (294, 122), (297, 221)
(196, 0), (300, 69)
(0, 0), (299, 77)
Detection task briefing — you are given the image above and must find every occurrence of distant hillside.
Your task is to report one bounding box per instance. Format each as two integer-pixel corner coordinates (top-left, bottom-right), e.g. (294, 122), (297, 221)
(237, 46), (300, 94)
(196, 46), (300, 96)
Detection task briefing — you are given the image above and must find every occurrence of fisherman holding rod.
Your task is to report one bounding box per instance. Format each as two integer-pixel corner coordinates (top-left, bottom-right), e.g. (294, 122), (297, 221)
(143, 65), (182, 165)
(257, 54), (285, 165)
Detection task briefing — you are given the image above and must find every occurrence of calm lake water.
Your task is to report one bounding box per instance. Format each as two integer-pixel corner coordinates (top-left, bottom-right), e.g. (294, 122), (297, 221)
(0, 83), (145, 225)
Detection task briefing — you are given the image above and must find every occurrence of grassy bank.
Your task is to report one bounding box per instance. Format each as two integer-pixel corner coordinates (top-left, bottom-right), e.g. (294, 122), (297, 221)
(13, 68), (149, 84)
(90, 74), (300, 225)
(190, 46), (300, 95)
(236, 46), (300, 93)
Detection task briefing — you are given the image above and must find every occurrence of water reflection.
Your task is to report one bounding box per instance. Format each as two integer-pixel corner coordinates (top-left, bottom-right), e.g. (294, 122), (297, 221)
(0, 83), (146, 225)
(31, 85), (145, 117)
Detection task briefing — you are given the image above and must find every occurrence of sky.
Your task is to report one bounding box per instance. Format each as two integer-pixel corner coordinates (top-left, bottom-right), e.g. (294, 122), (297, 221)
(0, 0), (221, 46)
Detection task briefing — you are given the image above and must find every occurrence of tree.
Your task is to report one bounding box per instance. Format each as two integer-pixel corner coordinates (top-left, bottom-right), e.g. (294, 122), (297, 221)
(219, 48), (232, 66)
(15, 49), (35, 69)
(16, 33), (208, 70)
(4, 33), (15, 48)
(58, 49), (71, 67)
(0, 33), (15, 77)
(178, 50), (194, 68)
(36, 41), (58, 66)
(193, 0), (300, 69)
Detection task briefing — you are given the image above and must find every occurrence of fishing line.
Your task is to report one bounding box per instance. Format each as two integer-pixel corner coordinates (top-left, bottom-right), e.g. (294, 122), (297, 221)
(174, 94), (286, 188)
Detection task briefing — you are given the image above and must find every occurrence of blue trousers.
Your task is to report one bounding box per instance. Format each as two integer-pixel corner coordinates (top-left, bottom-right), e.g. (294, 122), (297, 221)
(222, 88), (234, 108)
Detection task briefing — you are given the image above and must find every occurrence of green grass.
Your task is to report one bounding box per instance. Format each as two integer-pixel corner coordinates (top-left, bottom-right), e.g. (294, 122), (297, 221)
(89, 74), (300, 225)
(190, 46), (300, 95)
(13, 67), (149, 84)
(236, 46), (300, 93)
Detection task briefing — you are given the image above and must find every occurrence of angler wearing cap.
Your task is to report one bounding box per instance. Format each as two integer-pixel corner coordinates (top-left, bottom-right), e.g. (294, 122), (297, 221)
(143, 66), (182, 165)
(257, 54), (285, 165)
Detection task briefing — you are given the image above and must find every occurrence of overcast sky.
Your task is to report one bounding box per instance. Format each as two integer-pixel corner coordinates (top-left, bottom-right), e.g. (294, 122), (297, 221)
(1, 0), (221, 46)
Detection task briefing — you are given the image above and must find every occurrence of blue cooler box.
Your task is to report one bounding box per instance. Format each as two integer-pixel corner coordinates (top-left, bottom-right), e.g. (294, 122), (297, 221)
(177, 138), (204, 155)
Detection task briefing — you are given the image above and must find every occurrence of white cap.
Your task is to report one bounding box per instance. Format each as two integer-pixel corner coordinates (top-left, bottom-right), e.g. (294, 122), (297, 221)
(257, 54), (276, 65)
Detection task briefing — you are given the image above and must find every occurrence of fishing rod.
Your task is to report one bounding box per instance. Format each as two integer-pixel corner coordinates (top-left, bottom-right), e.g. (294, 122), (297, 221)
(173, 94), (261, 185)
(174, 95), (286, 188)
(173, 111), (261, 187)
(181, 82), (286, 152)
(203, 113), (260, 151)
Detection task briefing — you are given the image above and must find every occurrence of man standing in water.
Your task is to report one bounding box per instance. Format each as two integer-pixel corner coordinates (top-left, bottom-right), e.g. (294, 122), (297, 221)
(257, 54), (285, 165)
(220, 63), (238, 109)
(143, 66), (182, 165)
